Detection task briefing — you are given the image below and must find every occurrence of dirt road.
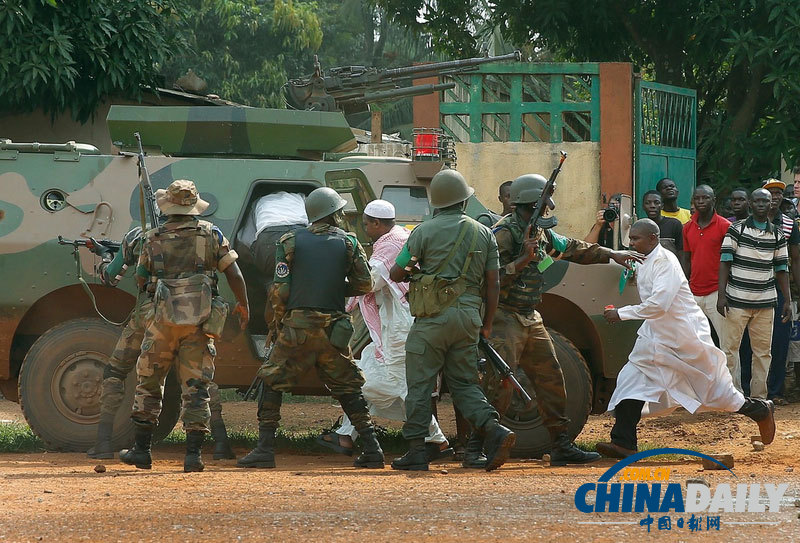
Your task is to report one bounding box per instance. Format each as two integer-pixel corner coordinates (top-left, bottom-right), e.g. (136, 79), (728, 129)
(1, 400), (799, 542)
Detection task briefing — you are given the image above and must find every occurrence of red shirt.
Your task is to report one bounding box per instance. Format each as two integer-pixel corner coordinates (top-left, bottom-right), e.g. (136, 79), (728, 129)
(683, 212), (731, 296)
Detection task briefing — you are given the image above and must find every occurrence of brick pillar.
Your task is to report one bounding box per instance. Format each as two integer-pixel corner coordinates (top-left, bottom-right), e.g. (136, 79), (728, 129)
(413, 74), (440, 129)
(599, 63), (633, 200)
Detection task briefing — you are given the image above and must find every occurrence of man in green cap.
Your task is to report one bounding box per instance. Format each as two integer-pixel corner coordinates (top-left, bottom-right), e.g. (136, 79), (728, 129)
(389, 168), (516, 472)
(238, 186), (384, 469)
(471, 172), (642, 467)
(121, 179), (249, 472)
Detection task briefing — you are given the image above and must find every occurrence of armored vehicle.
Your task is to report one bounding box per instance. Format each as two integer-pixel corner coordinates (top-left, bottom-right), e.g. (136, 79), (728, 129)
(0, 106), (640, 457)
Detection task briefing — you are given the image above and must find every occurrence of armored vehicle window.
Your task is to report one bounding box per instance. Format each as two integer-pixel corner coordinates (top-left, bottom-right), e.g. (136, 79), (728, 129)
(381, 186), (431, 222)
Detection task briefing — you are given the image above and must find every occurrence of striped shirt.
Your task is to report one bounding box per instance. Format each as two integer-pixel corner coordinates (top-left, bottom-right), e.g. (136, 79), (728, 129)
(720, 217), (788, 308)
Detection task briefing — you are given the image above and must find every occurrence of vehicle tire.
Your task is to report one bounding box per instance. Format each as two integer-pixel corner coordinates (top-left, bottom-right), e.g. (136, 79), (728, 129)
(503, 329), (593, 458)
(18, 318), (180, 451)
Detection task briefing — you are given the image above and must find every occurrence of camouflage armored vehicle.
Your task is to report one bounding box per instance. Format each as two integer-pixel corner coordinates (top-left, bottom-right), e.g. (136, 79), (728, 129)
(0, 105), (640, 457)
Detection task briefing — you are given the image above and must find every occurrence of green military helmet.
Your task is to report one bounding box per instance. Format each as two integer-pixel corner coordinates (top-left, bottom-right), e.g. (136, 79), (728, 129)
(509, 173), (554, 209)
(306, 186), (348, 222)
(429, 168), (475, 208)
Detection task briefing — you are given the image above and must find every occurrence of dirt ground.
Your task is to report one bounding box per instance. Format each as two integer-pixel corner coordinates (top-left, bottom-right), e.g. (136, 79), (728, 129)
(1, 398), (799, 542)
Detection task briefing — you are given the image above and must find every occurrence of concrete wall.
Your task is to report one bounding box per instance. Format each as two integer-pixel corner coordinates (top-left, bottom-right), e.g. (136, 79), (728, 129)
(455, 141), (601, 240)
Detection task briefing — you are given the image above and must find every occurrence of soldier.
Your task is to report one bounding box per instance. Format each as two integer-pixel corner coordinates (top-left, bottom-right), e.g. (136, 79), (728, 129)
(238, 187), (383, 469)
(471, 173), (641, 467)
(120, 180), (249, 472)
(87, 227), (236, 461)
(389, 169), (516, 472)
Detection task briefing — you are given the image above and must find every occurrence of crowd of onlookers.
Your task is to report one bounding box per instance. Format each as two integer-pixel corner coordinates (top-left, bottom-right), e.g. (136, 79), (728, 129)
(591, 169), (800, 405)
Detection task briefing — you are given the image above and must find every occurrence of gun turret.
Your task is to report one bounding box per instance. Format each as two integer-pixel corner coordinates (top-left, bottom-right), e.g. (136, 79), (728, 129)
(285, 51), (522, 118)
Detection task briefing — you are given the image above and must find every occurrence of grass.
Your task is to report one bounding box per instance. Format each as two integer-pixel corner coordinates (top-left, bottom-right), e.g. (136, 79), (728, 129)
(217, 388), (330, 404)
(0, 423), (45, 453)
(162, 425), (410, 454)
(576, 439), (701, 461)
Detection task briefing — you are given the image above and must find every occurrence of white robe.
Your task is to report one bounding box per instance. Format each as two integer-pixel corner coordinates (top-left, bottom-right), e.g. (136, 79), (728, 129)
(607, 244), (745, 417)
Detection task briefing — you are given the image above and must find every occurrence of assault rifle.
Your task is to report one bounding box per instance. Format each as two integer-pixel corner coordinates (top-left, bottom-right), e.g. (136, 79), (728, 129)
(243, 335), (276, 401)
(478, 336), (532, 406)
(134, 132), (159, 231)
(528, 151), (567, 237)
(57, 235), (121, 258)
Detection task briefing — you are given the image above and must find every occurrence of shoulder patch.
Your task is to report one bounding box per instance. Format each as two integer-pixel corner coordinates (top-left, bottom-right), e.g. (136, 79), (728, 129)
(211, 226), (223, 245)
(275, 261), (290, 279)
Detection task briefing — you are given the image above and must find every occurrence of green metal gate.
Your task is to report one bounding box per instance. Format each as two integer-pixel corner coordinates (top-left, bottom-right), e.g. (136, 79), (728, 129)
(635, 80), (696, 210)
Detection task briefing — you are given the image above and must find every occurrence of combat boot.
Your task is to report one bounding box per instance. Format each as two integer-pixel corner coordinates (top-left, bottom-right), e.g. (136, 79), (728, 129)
(391, 439), (429, 471)
(482, 420), (515, 472)
(461, 432), (487, 469)
(119, 423), (153, 470)
(353, 427), (384, 469)
(210, 418), (236, 460)
(184, 430), (206, 472)
(738, 398), (776, 445)
(237, 427), (276, 468)
(87, 414), (115, 459)
(549, 433), (601, 466)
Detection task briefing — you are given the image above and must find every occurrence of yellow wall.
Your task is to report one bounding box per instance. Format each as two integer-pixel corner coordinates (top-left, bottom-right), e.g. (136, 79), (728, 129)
(455, 142), (602, 240)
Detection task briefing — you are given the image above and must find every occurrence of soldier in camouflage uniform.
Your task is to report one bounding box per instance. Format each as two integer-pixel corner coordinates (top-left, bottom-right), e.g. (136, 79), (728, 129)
(238, 187), (383, 469)
(469, 173), (640, 467)
(120, 180), (249, 472)
(87, 227), (235, 461)
(389, 169), (516, 472)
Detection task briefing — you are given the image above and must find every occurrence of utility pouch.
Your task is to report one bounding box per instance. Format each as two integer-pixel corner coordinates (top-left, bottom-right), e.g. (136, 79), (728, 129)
(328, 316), (354, 350)
(408, 221), (478, 318)
(153, 274), (214, 326)
(202, 296), (229, 338)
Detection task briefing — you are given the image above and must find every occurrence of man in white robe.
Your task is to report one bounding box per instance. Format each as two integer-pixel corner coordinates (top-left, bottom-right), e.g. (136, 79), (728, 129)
(317, 200), (451, 460)
(599, 219), (776, 458)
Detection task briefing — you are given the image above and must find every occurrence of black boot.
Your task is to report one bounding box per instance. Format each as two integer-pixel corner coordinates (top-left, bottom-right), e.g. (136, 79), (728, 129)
(550, 432), (601, 466)
(210, 419), (236, 460)
(738, 398), (776, 445)
(426, 442), (455, 463)
(119, 423), (152, 470)
(237, 427), (276, 468)
(353, 427), (384, 468)
(87, 414), (115, 459)
(391, 439), (429, 471)
(482, 420), (515, 472)
(462, 432), (487, 469)
(184, 431), (206, 472)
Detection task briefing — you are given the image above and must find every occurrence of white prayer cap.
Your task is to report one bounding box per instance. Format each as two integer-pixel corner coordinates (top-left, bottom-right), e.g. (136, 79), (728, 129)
(364, 199), (395, 219)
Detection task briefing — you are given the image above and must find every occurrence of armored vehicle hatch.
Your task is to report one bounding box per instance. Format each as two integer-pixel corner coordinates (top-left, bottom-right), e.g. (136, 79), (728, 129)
(107, 105), (357, 160)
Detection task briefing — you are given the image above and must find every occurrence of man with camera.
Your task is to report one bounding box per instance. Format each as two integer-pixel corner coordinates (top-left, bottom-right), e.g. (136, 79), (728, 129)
(584, 194), (621, 248)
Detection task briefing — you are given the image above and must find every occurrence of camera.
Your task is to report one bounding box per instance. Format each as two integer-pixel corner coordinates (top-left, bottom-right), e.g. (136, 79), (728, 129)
(603, 207), (619, 222)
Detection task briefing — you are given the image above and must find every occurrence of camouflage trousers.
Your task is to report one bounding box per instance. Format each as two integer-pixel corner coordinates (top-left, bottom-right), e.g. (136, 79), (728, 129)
(483, 307), (570, 438)
(100, 304), (224, 422)
(257, 310), (371, 431)
(131, 320), (216, 433)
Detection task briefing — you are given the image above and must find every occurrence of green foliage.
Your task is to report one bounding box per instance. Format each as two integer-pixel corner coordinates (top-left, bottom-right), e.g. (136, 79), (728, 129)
(0, 0), (183, 122)
(0, 423), (44, 453)
(161, 0), (322, 108)
(377, 0), (800, 191)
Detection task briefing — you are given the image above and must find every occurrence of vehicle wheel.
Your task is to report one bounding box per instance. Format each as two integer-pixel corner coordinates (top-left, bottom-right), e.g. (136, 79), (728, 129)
(503, 329), (592, 458)
(18, 318), (180, 451)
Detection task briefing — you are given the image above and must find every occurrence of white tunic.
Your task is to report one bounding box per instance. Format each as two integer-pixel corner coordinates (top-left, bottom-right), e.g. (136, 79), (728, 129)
(608, 244), (745, 416)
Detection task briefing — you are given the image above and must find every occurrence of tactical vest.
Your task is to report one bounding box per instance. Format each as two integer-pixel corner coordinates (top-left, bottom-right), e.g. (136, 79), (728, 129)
(287, 227), (348, 312)
(494, 216), (545, 313)
(147, 219), (218, 326)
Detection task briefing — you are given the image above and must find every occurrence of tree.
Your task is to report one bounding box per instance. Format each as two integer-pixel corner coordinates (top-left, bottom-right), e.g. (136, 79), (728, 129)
(377, 0), (800, 190)
(0, 0), (183, 122)
(160, 0), (323, 108)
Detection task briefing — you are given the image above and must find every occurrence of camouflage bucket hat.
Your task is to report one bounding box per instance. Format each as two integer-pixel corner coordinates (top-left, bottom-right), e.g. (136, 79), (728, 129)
(155, 179), (209, 216)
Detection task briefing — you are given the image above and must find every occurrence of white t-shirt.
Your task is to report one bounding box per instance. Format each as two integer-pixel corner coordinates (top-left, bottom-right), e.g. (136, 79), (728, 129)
(237, 192), (308, 248)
